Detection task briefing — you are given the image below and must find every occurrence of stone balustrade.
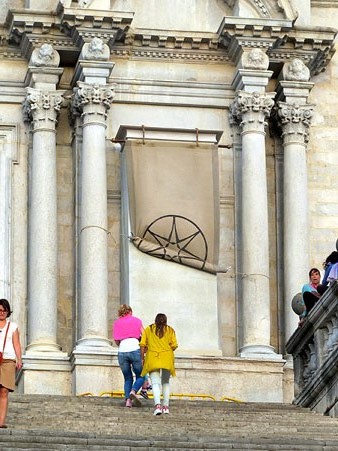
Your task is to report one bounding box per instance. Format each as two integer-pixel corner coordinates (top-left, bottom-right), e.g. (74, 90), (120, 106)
(286, 281), (338, 417)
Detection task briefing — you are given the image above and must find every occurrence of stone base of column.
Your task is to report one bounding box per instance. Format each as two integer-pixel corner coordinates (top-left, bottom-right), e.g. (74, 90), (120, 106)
(26, 341), (64, 353)
(71, 347), (116, 396)
(239, 344), (283, 359)
(17, 354), (71, 395)
(74, 336), (113, 353)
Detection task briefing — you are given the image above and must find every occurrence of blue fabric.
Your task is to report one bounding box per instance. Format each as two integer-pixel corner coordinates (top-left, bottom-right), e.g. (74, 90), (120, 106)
(118, 349), (145, 399)
(302, 283), (317, 295)
(322, 264), (333, 287)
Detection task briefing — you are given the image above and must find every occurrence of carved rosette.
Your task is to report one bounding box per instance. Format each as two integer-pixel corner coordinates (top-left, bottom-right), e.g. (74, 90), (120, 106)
(23, 88), (63, 132)
(71, 82), (115, 126)
(276, 101), (314, 144)
(230, 91), (275, 132)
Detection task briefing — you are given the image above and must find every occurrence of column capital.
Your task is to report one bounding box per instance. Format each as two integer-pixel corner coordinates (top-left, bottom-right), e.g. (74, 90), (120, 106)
(276, 101), (314, 144)
(23, 88), (64, 132)
(71, 82), (115, 125)
(230, 91), (275, 132)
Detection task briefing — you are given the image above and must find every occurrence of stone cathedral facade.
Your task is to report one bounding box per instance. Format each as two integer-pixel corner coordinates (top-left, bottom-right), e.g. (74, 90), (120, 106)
(1, 0), (338, 402)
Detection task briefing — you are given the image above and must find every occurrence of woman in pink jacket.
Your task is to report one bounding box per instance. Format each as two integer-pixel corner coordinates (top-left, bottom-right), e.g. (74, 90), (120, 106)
(112, 304), (145, 408)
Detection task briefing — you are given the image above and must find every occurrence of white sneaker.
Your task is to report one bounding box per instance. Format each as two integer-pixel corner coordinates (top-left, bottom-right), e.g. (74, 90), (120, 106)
(153, 404), (162, 416)
(162, 405), (169, 414)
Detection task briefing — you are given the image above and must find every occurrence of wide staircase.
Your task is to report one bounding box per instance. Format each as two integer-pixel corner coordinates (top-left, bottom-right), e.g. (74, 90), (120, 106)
(1, 394), (338, 450)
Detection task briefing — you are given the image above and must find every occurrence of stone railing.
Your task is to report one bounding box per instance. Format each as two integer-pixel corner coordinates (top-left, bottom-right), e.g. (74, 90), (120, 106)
(286, 281), (338, 417)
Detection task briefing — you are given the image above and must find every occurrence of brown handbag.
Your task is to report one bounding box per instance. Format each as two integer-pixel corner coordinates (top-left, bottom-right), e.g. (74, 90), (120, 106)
(0, 322), (10, 364)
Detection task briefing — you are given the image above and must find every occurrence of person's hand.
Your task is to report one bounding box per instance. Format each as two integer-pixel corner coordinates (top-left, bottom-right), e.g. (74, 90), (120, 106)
(16, 360), (23, 370)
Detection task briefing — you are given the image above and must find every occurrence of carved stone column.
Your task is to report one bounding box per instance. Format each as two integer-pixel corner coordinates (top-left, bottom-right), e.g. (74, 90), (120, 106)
(72, 82), (114, 351)
(231, 48), (280, 358)
(70, 37), (115, 394)
(24, 88), (63, 353)
(276, 59), (314, 342)
(231, 91), (277, 357)
(23, 45), (64, 356)
(21, 44), (70, 395)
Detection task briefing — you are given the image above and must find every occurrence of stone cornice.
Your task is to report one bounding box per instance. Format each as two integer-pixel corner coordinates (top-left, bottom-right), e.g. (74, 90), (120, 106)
(218, 17), (337, 75)
(5, 5), (134, 61)
(311, 1), (338, 7)
(1, 8), (337, 77)
(124, 28), (219, 50)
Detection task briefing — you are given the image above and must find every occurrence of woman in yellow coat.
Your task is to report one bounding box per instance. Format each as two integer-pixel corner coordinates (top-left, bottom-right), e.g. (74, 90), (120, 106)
(140, 313), (178, 416)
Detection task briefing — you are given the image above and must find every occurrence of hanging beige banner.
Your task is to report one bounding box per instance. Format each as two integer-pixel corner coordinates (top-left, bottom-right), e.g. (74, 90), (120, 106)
(125, 139), (220, 273)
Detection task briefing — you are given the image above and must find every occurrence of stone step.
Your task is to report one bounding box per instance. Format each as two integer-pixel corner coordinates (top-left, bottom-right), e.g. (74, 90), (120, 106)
(1, 394), (338, 450)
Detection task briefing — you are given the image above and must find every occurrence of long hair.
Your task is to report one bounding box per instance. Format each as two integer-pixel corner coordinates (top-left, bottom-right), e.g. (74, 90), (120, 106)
(152, 313), (167, 338)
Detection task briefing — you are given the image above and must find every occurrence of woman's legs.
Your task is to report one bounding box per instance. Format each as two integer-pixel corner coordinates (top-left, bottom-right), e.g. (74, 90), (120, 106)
(117, 352), (133, 400)
(149, 370), (161, 405)
(161, 369), (171, 407)
(0, 386), (9, 426)
(130, 350), (145, 393)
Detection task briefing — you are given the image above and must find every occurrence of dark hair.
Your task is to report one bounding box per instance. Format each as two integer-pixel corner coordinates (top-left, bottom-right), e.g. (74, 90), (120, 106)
(309, 268), (320, 278)
(0, 299), (12, 317)
(325, 251), (338, 265)
(154, 313), (167, 339)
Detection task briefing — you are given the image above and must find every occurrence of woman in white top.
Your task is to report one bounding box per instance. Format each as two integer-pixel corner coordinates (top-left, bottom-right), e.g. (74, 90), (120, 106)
(0, 298), (22, 428)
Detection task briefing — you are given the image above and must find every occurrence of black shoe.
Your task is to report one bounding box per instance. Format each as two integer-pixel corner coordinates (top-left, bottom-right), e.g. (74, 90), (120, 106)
(140, 390), (149, 399)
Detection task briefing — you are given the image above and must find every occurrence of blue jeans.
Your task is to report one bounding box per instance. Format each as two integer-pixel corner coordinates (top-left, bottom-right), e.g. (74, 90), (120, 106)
(118, 349), (145, 399)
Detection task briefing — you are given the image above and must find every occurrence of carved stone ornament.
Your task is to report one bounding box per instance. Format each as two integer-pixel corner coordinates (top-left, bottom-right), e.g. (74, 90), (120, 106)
(276, 101), (314, 143)
(232, 91), (274, 117)
(23, 88), (63, 130)
(230, 91), (275, 130)
(80, 37), (110, 61)
(71, 83), (115, 121)
(241, 48), (269, 70)
(282, 58), (310, 82)
(277, 101), (313, 126)
(29, 44), (60, 68)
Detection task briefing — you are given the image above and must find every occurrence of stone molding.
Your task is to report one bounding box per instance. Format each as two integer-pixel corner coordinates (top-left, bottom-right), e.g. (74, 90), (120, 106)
(218, 17), (336, 74)
(3, 7), (336, 75)
(276, 101), (314, 144)
(223, 0), (297, 19)
(23, 88), (64, 132)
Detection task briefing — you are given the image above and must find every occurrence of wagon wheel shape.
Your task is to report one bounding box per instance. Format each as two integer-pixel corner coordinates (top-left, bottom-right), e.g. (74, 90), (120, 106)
(137, 214), (208, 270)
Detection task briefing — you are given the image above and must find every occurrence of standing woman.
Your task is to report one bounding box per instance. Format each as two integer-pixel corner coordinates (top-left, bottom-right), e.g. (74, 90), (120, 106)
(112, 304), (145, 408)
(0, 299), (23, 428)
(140, 313), (178, 416)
